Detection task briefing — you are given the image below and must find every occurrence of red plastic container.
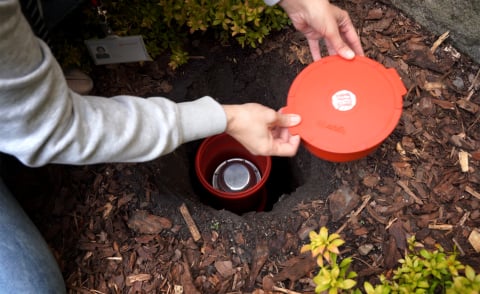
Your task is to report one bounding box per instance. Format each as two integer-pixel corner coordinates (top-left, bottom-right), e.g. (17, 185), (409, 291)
(195, 133), (271, 214)
(283, 56), (407, 162)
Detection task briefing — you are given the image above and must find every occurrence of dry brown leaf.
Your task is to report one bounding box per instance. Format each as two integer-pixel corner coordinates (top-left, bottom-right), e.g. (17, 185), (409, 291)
(215, 260), (235, 278)
(391, 162), (415, 178)
(103, 202), (113, 219)
(178, 261), (201, 294)
(424, 81), (446, 91)
(396, 141), (407, 157)
(363, 17), (394, 32)
(159, 80), (173, 93)
(363, 174), (381, 188)
(365, 8), (384, 20)
(273, 254), (317, 284)
(449, 134), (478, 150)
(388, 220), (408, 251)
(384, 235), (402, 269)
(353, 226), (369, 236)
(431, 98), (455, 110)
(472, 150), (480, 161)
(457, 99), (479, 113)
(127, 210), (172, 234)
(247, 240), (270, 290)
(289, 44), (311, 65)
(117, 193), (134, 208)
(372, 36), (394, 53)
(328, 186), (361, 222)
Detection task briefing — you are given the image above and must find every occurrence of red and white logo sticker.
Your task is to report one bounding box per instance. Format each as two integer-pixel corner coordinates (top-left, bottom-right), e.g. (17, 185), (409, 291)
(332, 90), (356, 111)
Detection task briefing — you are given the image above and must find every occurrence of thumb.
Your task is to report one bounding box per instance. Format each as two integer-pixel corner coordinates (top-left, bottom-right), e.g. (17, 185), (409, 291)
(276, 113), (301, 127)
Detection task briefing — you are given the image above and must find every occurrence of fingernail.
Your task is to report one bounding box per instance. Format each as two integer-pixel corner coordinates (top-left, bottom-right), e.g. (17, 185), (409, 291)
(344, 49), (355, 59)
(288, 114), (301, 125)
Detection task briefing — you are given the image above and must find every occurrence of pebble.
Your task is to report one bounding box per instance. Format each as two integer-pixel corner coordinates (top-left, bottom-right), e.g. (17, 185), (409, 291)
(416, 96), (435, 116)
(328, 186), (361, 222)
(358, 244), (374, 256)
(452, 76), (465, 89)
(297, 219), (319, 240)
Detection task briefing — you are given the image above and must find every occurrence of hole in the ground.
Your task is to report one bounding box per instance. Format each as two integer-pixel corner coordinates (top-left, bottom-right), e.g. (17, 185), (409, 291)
(187, 141), (303, 215)
(263, 156), (303, 211)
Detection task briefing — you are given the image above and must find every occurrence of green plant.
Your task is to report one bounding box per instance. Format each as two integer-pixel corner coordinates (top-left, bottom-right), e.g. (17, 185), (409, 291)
(448, 265), (480, 293)
(302, 227), (480, 294)
(301, 227), (357, 293)
(56, 0), (289, 69)
(210, 220), (220, 231)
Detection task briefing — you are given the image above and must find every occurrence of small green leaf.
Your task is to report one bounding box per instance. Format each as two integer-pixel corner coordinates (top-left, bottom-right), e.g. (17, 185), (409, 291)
(364, 282), (375, 294)
(319, 227), (329, 240)
(465, 265), (476, 281)
(339, 279), (357, 289)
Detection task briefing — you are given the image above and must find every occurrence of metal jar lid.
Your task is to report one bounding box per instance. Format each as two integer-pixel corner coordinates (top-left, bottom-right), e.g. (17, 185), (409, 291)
(212, 158), (261, 193)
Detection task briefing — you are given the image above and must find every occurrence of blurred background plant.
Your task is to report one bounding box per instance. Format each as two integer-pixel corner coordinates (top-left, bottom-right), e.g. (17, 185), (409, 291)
(51, 0), (289, 70)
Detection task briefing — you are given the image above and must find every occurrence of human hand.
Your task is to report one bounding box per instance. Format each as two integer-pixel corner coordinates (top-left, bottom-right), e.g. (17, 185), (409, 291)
(222, 103), (301, 157)
(279, 0), (364, 60)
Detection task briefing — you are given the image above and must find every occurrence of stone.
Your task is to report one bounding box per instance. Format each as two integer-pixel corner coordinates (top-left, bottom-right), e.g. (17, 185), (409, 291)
(389, 0), (480, 63)
(358, 244), (374, 256)
(327, 186), (361, 222)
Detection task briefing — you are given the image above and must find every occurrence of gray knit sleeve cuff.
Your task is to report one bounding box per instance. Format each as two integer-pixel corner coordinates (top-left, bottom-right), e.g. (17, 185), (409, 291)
(177, 96), (227, 143)
(264, 0), (281, 6)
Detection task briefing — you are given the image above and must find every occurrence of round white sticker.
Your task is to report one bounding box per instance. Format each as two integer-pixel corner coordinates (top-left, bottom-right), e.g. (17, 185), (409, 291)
(332, 90), (356, 111)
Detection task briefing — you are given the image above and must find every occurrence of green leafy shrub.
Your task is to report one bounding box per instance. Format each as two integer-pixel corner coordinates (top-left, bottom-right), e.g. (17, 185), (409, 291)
(56, 0), (289, 69)
(301, 227), (358, 293)
(303, 227), (480, 294)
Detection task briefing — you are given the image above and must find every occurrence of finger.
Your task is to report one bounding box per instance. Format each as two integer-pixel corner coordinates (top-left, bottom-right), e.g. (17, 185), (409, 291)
(271, 135), (301, 157)
(280, 127), (295, 142)
(340, 24), (364, 56)
(327, 8), (359, 59)
(324, 31), (355, 59)
(338, 17), (364, 56)
(307, 39), (322, 61)
(271, 126), (290, 142)
(325, 39), (336, 56)
(270, 125), (282, 139)
(276, 113), (301, 127)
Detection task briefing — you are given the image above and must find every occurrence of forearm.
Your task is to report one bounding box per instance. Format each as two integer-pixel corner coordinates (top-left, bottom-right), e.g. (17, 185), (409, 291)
(0, 0), (227, 166)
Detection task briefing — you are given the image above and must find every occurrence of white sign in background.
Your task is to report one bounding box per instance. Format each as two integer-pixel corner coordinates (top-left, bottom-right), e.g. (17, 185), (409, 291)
(85, 35), (151, 65)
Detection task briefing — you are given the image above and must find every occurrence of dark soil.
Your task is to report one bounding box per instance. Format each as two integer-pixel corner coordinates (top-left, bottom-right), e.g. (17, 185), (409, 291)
(2, 0), (480, 293)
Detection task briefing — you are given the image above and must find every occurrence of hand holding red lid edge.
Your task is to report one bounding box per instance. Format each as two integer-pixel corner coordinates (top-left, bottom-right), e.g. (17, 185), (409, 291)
(278, 0), (364, 61)
(222, 104), (301, 157)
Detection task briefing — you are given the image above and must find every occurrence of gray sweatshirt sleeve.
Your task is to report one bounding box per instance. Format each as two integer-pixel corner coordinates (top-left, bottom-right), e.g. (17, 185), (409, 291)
(0, 0), (227, 167)
(263, 0), (281, 6)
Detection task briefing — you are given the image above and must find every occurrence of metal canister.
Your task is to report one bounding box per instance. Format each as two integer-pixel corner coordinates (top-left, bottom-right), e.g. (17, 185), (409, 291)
(212, 158), (261, 193)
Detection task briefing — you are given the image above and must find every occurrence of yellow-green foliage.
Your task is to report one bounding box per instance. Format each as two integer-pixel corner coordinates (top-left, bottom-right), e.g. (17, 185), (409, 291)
(301, 227), (358, 293)
(304, 227), (480, 294)
(71, 0), (289, 69)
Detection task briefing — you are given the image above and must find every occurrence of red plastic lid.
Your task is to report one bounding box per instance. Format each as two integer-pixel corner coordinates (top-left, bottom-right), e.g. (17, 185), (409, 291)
(284, 56), (406, 160)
